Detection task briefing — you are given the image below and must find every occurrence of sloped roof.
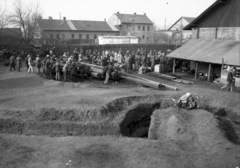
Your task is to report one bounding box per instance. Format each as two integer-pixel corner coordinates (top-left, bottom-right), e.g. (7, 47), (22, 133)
(183, 0), (237, 30)
(183, 17), (195, 23)
(168, 17), (195, 30)
(38, 19), (70, 30)
(71, 20), (114, 31)
(38, 19), (117, 32)
(167, 39), (240, 66)
(0, 28), (22, 37)
(116, 13), (153, 24)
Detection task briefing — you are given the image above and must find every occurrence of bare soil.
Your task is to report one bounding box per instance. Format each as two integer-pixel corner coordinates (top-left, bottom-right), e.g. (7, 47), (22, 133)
(0, 63), (240, 168)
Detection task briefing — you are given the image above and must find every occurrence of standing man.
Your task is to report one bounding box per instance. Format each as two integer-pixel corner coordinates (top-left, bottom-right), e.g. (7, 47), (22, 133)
(104, 63), (113, 84)
(226, 67), (235, 92)
(62, 62), (69, 82)
(71, 63), (77, 82)
(36, 55), (42, 73)
(55, 60), (61, 81)
(25, 54), (29, 71)
(16, 55), (22, 72)
(9, 54), (16, 71)
(28, 55), (34, 73)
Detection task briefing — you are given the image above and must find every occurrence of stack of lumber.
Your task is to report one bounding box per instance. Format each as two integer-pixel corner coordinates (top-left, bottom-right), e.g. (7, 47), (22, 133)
(81, 62), (178, 91)
(148, 72), (194, 85)
(121, 72), (178, 91)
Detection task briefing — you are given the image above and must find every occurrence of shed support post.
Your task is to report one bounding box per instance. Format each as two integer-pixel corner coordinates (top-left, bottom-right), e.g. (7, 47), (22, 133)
(195, 62), (198, 79)
(172, 59), (175, 74)
(208, 63), (212, 82)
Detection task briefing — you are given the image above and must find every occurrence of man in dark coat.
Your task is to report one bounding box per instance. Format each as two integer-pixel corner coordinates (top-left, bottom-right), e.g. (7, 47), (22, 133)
(25, 54), (29, 71)
(226, 67), (235, 91)
(71, 63), (78, 82)
(16, 55), (22, 72)
(9, 55), (16, 71)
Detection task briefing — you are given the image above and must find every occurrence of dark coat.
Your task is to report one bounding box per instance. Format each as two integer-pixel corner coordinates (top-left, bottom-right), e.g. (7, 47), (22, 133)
(71, 65), (78, 75)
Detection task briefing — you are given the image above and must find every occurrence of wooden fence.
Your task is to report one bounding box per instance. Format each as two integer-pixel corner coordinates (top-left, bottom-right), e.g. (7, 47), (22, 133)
(0, 43), (181, 57)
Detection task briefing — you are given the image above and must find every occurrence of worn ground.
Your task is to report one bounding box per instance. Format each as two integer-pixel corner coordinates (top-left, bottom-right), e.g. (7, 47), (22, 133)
(0, 63), (240, 168)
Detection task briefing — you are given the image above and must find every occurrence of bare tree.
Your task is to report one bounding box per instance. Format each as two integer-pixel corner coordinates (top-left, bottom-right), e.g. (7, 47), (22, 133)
(0, 6), (10, 29)
(0, 4), (11, 34)
(152, 22), (173, 44)
(10, 0), (42, 44)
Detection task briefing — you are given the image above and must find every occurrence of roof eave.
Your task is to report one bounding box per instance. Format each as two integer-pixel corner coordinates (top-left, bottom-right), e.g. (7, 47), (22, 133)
(183, 0), (224, 30)
(42, 29), (119, 32)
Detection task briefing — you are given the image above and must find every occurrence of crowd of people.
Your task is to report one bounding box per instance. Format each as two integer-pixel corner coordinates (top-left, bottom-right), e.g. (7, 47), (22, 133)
(3, 47), (174, 84)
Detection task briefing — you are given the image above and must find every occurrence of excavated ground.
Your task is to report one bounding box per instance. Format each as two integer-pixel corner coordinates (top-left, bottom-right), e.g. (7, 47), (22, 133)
(0, 94), (239, 141)
(0, 63), (240, 168)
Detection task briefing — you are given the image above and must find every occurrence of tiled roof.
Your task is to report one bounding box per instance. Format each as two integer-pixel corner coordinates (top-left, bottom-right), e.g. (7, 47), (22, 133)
(71, 20), (114, 31)
(116, 13), (153, 24)
(38, 19), (116, 32)
(38, 19), (70, 30)
(0, 28), (22, 37)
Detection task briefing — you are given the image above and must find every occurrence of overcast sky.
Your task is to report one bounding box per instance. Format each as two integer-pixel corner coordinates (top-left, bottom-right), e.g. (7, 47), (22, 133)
(2, 0), (216, 29)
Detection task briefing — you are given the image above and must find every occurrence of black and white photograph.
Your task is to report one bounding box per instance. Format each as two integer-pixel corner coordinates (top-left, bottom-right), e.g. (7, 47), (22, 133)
(0, 0), (240, 167)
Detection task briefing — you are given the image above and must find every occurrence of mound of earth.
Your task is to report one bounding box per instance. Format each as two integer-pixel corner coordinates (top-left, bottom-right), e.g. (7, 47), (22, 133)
(149, 106), (239, 148)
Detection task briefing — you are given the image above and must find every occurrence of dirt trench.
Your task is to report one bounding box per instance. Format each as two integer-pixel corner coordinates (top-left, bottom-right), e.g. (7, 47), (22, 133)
(0, 95), (239, 142)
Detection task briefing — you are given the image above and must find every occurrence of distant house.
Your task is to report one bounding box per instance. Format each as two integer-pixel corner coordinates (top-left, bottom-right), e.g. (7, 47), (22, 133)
(108, 12), (153, 44)
(165, 17), (195, 44)
(37, 17), (119, 45)
(0, 28), (22, 44)
(167, 0), (240, 87)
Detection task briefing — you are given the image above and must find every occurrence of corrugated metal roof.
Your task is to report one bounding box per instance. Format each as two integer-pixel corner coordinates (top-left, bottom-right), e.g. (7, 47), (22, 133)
(116, 13), (153, 24)
(167, 39), (240, 66)
(38, 19), (116, 32)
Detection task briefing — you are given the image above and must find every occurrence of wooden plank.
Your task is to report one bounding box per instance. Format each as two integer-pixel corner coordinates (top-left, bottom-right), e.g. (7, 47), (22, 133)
(207, 63), (212, 82)
(195, 62), (198, 79)
(91, 72), (101, 79)
(173, 59), (175, 74)
(172, 79), (194, 85)
(121, 76), (164, 90)
(148, 72), (177, 80)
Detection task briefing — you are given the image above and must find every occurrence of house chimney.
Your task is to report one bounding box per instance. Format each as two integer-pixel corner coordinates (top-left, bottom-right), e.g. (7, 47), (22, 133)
(49, 16), (53, 20)
(144, 13), (146, 15)
(117, 11), (119, 15)
(63, 17), (66, 20)
(134, 12), (136, 15)
(104, 18), (106, 21)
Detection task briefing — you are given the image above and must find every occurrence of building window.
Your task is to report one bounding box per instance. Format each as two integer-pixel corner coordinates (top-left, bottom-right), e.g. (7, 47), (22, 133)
(62, 34), (65, 40)
(94, 34), (97, 39)
(86, 34), (89, 39)
(143, 26), (145, 31)
(102, 34), (104, 36)
(147, 26), (150, 31)
(142, 35), (145, 39)
(235, 67), (240, 78)
(50, 34), (53, 39)
(79, 34), (82, 39)
(132, 25), (135, 30)
(56, 34), (60, 39)
(72, 34), (74, 39)
(138, 25), (141, 31)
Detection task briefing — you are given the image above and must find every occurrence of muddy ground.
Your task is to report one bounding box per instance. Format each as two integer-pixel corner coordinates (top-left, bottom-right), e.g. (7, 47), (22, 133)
(0, 63), (240, 168)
